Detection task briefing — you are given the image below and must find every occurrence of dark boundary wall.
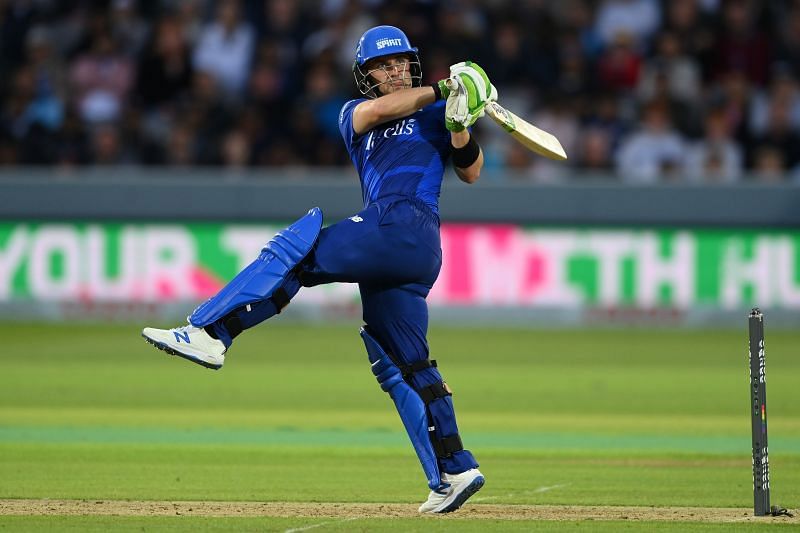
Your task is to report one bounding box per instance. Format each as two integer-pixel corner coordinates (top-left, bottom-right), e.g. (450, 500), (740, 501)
(1, 169), (799, 227)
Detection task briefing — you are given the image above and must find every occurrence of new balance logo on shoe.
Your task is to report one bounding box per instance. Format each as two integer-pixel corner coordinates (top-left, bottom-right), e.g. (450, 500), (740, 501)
(143, 325), (226, 370)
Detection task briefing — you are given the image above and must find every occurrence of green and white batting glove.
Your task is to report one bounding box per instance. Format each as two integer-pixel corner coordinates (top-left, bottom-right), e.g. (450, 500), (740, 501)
(486, 82), (498, 104)
(444, 85), (468, 132)
(449, 61), (495, 104)
(439, 61), (498, 131)
(442, 77), (484, 131)
(437, 78), (454, 100)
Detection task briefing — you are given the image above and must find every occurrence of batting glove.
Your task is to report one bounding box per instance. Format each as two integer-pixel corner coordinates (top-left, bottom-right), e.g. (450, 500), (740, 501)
(449, 61), (496, 104)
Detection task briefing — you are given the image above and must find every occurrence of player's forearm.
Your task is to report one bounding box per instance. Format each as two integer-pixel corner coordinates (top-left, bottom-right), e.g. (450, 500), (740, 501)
(452, 130), (483, 184)
(353, 87), (436, 134)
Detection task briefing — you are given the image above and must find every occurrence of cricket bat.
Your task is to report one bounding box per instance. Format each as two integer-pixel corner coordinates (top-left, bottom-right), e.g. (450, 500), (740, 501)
(443, 77), (567, 160)
(484, 101), (567, 161)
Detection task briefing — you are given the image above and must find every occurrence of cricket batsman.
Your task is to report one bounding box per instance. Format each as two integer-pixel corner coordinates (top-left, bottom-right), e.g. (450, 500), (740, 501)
(142, 25), (495, 513)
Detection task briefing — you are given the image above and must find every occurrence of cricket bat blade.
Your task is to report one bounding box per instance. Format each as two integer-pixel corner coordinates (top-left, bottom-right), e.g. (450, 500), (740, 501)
(484, 101), (567, 161)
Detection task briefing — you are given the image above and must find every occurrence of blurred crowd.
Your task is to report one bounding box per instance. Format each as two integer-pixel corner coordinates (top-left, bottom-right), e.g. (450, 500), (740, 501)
(1, 0), (800, 183)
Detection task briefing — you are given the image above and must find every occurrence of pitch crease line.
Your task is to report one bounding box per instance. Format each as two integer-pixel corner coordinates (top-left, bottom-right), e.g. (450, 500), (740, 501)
(472, 483), (570, 502)
(284, 517), (359, 533)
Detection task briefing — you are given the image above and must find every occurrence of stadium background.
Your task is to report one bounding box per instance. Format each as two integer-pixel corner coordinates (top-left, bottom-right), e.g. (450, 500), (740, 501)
(2, 0), (800, 176)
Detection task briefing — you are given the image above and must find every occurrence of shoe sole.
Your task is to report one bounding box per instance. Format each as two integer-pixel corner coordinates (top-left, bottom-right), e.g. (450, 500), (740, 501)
(141, 333), (222, 370)
(436, 475), (485, 513)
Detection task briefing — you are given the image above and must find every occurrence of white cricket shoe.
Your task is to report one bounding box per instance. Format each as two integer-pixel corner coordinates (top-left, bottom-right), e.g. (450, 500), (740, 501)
(142, 325), (226, 370)
(418, 468), (485, 514)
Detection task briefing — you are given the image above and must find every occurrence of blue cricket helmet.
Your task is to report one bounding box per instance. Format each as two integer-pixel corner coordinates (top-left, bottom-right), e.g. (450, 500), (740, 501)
(353, 25), (423, 98)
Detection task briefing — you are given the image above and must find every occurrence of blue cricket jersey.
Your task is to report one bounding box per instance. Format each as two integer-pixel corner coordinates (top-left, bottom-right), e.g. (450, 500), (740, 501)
(338, 99), (450, 214)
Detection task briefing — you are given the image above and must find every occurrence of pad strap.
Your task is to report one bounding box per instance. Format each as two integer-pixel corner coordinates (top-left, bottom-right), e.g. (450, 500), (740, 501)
(398, 359), (437, 379)
(397, 358), (458, 457)
(397, 360), (450, 404)
(418, 381), (451, 404)
(432, 434), (464, 458)
(224, 315), (243, 338)
(272, 288), (291, 313)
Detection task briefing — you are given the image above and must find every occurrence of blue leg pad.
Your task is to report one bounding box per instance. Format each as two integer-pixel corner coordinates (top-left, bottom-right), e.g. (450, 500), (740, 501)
(408, 367), (479, 475)
(360, 326), (444, 491)
(189, 208), (323, 327)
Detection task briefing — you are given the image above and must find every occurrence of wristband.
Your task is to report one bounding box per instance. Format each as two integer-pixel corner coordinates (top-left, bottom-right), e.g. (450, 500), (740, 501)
(431, 82), (443, 101)
(451, 134), (480, 168)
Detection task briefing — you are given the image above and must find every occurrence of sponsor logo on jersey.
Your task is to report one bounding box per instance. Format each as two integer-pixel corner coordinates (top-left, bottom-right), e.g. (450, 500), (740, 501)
(384, 118), (416, 138)
(366, 119), (416, 151)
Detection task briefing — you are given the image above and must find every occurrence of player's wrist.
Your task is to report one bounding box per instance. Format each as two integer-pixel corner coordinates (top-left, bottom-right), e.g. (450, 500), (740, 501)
(451, 134), (480, 168)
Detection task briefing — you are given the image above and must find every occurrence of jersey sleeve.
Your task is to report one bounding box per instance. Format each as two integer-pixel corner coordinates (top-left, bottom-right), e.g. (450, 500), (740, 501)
(338, 98), (367, 151)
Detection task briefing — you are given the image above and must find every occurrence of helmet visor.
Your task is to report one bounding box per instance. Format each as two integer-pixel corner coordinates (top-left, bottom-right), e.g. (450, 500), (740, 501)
(353, 53), (422, 98)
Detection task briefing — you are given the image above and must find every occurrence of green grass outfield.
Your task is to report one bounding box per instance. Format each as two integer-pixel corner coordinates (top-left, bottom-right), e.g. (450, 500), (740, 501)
(0, 322), (798, 531)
